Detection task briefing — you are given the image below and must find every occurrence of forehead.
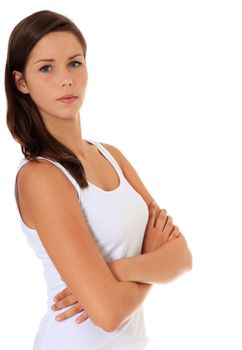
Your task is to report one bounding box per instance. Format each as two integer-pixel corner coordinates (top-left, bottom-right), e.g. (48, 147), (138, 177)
(28, 31), (83, 60)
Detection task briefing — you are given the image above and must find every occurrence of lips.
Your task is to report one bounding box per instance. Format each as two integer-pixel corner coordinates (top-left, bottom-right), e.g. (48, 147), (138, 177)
(57, 94), (78, 100)
(57, 94), (78, 104)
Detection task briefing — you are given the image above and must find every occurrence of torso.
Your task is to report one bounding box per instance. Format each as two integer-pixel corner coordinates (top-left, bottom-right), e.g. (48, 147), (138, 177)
(16, 140), (121, 230)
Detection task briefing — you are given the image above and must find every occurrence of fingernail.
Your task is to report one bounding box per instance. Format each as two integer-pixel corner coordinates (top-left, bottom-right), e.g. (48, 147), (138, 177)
(54, 297), (57, 302)
(51, 305), (55, 311)
(55, 316), (61, 321)
(76, 319), (81, 324)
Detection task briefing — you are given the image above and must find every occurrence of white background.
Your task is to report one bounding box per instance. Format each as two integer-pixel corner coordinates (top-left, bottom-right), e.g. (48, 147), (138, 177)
(1, 1), (241, 349)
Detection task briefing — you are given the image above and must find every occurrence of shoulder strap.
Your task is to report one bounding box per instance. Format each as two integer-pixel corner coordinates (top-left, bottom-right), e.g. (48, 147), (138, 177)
(87, 140), (124, 178)
(15, 157), (82, 203)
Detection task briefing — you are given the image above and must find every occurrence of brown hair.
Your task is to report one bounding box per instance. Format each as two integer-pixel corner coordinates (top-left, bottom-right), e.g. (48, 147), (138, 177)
(5, 10), (89, 188)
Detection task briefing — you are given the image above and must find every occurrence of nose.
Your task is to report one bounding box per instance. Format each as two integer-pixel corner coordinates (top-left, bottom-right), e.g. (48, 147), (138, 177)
(60, 79), (72, 87)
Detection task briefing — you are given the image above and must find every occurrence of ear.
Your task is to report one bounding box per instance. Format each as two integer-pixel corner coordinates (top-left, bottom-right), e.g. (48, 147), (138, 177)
(12, 70), (29, 94)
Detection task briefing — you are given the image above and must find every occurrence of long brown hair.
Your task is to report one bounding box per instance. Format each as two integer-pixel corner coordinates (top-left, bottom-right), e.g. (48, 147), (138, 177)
(5, 10), (89, 188)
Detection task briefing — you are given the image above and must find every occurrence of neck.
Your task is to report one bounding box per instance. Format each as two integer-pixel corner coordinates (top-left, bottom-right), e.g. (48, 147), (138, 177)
(42, 114), (88, 159)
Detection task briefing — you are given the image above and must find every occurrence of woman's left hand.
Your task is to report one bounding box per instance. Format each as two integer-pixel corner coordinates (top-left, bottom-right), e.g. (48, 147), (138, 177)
(51, 286), (89, 324)
(142, 201), (180, 254)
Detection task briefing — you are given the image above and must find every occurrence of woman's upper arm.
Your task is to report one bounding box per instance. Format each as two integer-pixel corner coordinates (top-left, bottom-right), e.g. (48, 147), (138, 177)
(17, 160), (121, 330)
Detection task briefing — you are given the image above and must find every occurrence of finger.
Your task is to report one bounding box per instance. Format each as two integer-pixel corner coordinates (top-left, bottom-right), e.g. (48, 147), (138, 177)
(174, 225), (181, 237)
(168, 225), (180, 240)
(54, 304), (84, 322)
(164, 214), (172, 229)
(54, 288), (71, 302)
(149, 201), (157, 208)
(147, 202), (159, 229)
(53, 286), (72, 302)
(52, 295), (78, 311)
(75, 310), (89, 324)
(162, 215), (174, 241)
(155, 209), (168, 231)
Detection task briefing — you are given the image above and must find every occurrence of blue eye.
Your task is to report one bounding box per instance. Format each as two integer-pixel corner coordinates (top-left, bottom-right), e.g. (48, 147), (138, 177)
(69, 61), (81, 68)
(40, 65), (51, 73)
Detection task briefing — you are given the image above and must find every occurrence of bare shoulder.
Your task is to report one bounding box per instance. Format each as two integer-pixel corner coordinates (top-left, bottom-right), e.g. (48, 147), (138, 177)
(17, 159), (78, 201)
(16, 159), (80, 229)
(18, 158), (65, 177)
(100, 142), (155, 207)
(18, 159), (73, 182)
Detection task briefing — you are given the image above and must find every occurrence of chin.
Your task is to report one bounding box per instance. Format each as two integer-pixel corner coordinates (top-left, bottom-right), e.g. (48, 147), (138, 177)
(60, 113), (80, 120)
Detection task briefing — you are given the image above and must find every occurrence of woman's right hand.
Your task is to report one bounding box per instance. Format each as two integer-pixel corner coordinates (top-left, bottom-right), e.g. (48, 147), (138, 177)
(141, 202), (181, 254)
(51, 285), (89, 324)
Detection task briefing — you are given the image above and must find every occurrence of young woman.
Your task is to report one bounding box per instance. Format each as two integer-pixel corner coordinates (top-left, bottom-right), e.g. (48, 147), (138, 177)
(5, 10), (192, 350)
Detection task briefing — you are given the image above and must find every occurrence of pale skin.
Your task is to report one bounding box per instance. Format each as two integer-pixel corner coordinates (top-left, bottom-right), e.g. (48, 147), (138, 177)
(14, 31), (192, 331)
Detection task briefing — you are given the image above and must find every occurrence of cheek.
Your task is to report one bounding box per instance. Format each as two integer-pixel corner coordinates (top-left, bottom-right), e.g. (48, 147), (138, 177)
(28, 85), (52, 110)
(76, 68), (88, 87)
(28, 77), (52, 103)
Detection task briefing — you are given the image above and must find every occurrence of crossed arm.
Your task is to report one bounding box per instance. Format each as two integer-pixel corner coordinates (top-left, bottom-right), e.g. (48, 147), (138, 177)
(107, 234), (191, 321)
(17, 145), (192, 331)
(53, 225), (192, 325)
(51, 145), (192, 326)
(108, 234), (192, 285)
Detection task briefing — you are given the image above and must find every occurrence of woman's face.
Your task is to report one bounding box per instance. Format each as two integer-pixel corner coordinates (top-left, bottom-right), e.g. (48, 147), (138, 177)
(14, 31), (88, 123)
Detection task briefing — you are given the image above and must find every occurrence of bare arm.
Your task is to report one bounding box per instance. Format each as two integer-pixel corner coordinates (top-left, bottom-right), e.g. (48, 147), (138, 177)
(49, 142), (193, 324)
(17, 160), (151, 331)
(108, 235), (192, 284)
(102, 143), (192, 284)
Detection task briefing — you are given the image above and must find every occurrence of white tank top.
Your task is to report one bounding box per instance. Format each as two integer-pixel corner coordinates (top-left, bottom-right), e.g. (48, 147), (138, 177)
(14, 140), (150, 350)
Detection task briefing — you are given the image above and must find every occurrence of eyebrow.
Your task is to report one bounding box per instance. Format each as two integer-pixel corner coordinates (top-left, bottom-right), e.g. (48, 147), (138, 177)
(33, 53), (84, 65)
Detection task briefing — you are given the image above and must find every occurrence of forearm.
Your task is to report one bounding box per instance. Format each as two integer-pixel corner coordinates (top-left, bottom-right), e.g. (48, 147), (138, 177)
(108, 236), (192, 284)
(105, 236), (191, 329)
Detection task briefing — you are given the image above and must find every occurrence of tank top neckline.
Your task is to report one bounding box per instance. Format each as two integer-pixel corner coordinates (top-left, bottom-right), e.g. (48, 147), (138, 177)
(19, 139), (124, 194)
(84, 139), (123, 194)
(16, 140), (126, 233)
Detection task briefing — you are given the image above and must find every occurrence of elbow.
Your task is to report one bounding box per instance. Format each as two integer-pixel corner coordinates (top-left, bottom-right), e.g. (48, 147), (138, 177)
(102, 319), (121, 333)
(185, 248), (193, 272)
(84, 286), (127, 333)
(103, 314), (129, 332)
(188, 250), (193, 271)
(171, 236), (193, 280)
(181, 238), (193, 273)
(95, 316), (122, 333)
(91, 311), (124, 333)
